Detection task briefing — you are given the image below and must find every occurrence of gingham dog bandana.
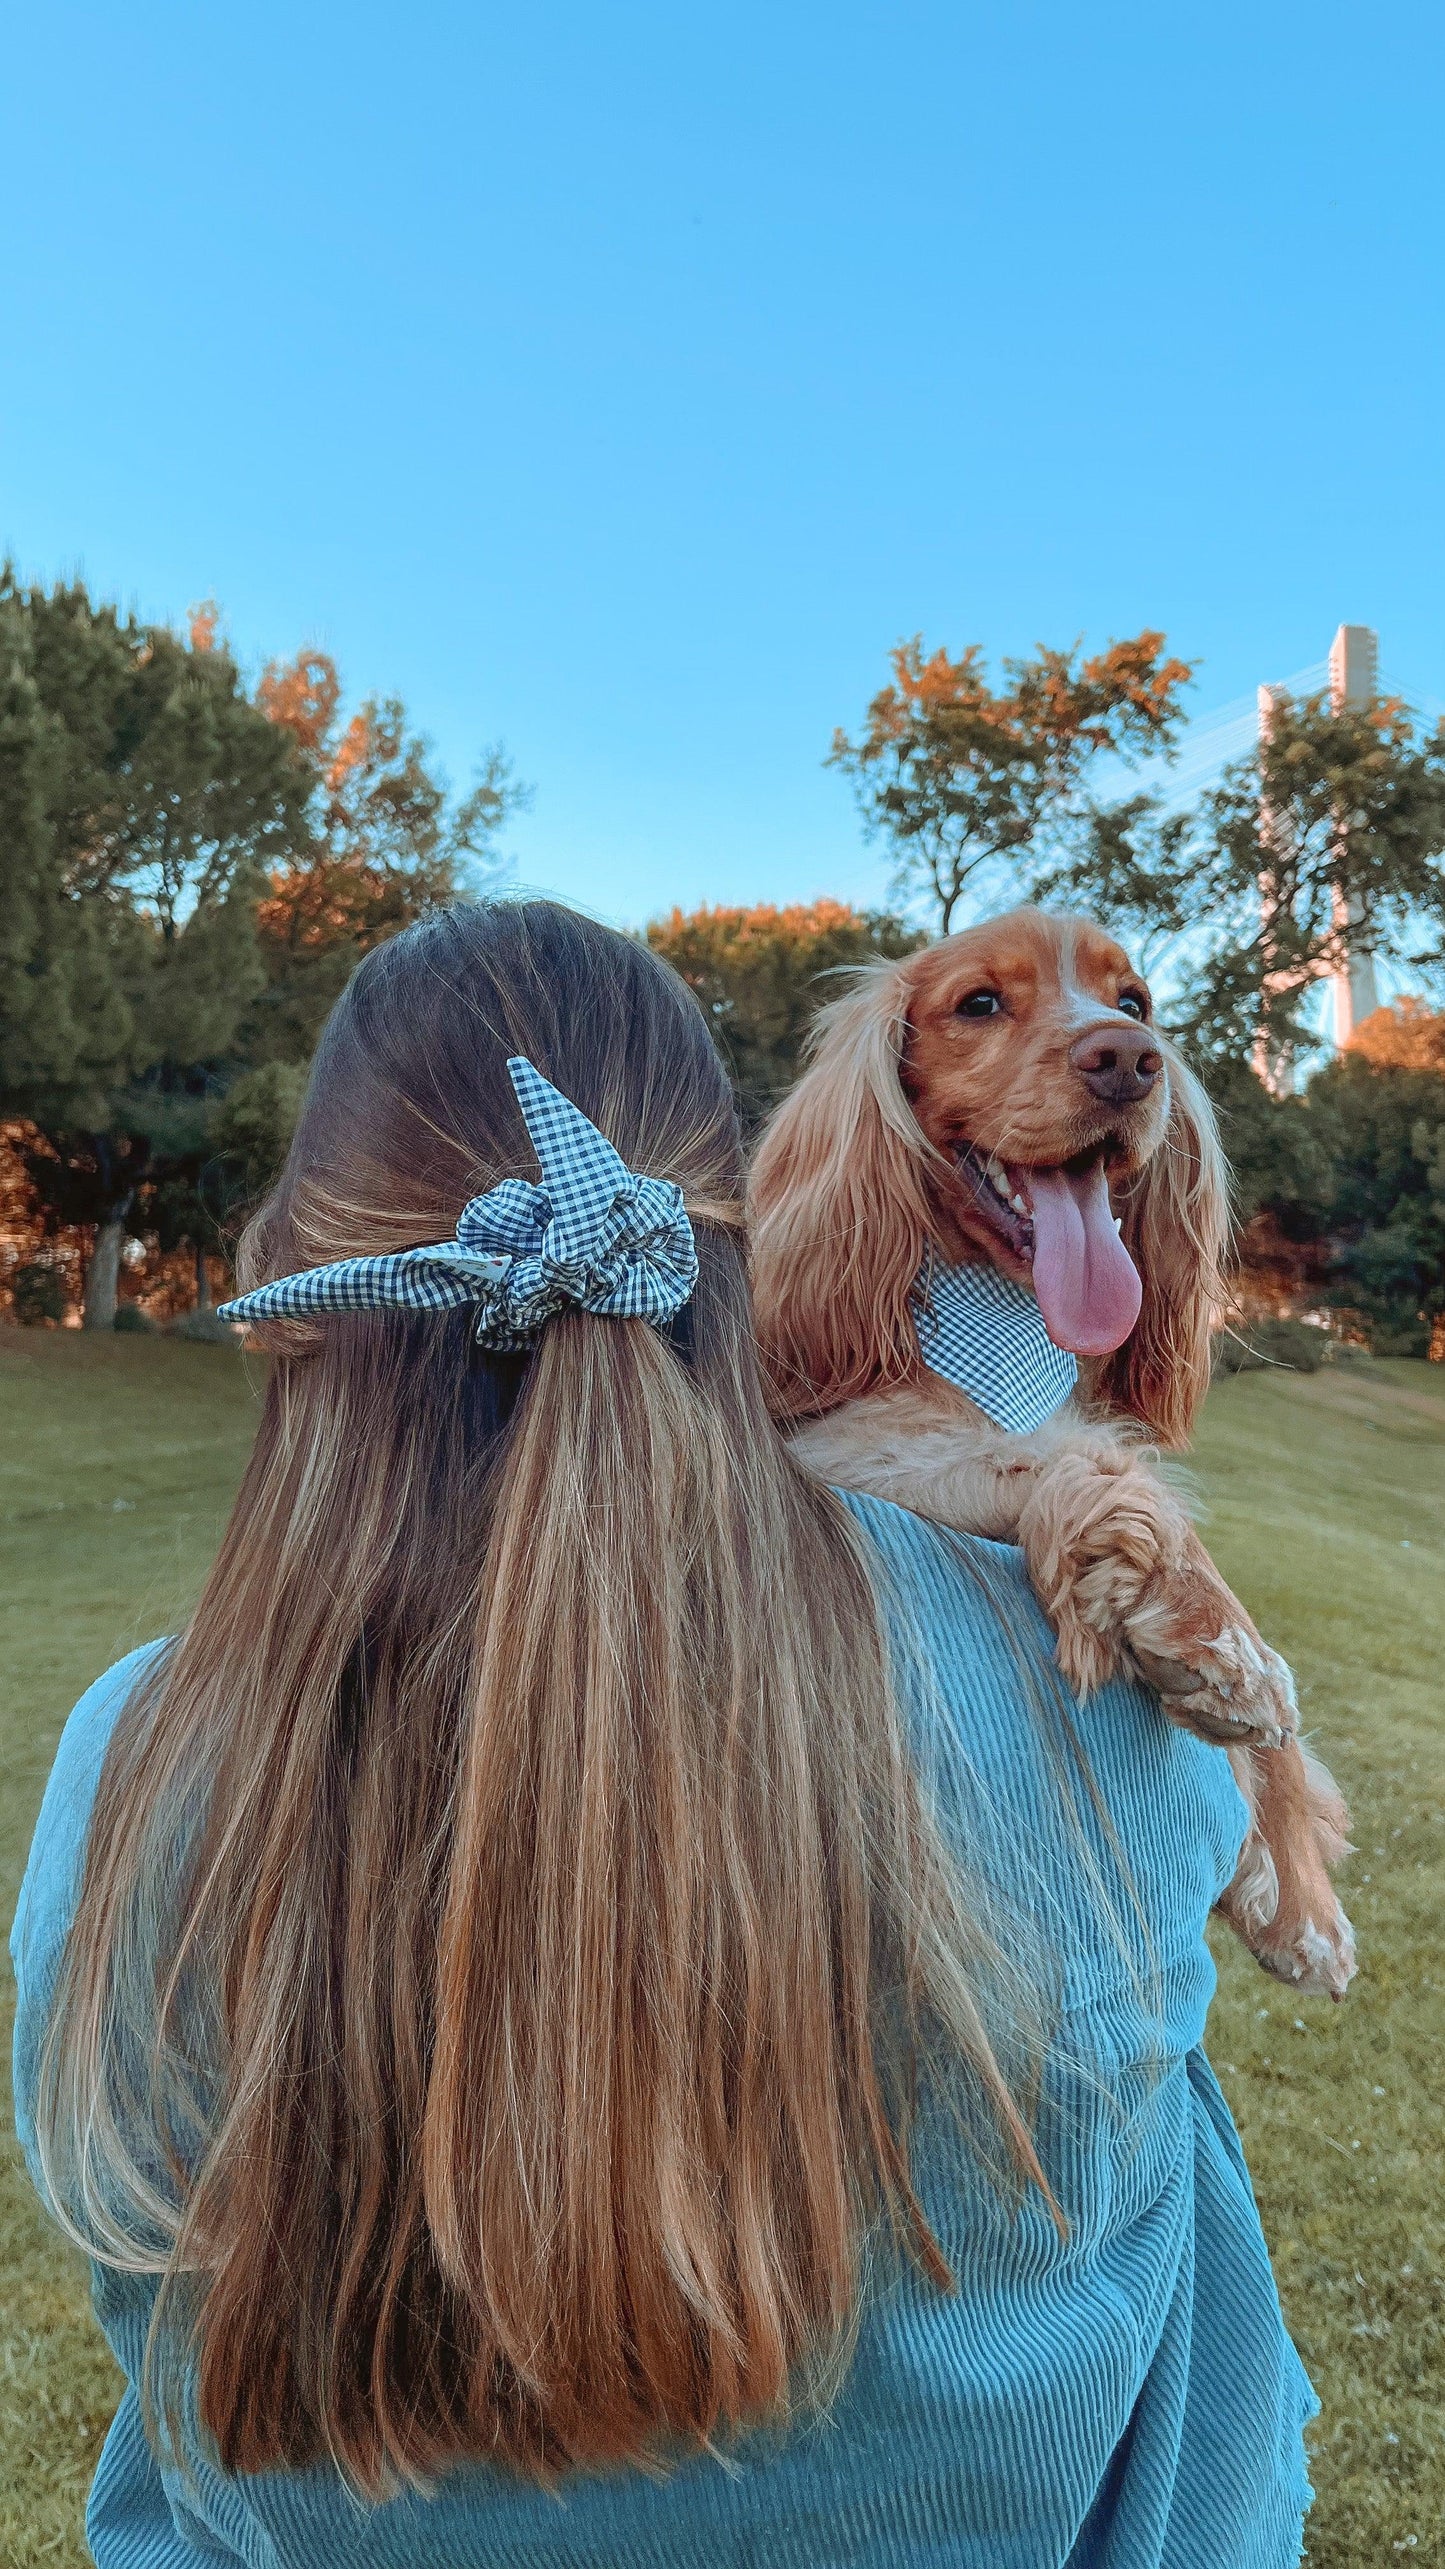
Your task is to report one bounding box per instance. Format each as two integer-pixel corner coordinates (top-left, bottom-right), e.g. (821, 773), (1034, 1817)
(217, 1057), (699, 1348)
(912, 1255), (1078, 1434)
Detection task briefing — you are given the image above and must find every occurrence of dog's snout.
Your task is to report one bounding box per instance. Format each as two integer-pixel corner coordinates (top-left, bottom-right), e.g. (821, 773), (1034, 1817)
(1068, 1023), (1162, 1106)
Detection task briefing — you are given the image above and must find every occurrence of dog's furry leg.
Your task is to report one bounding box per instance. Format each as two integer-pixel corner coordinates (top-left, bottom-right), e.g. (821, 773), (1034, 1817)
(798, 1396), (1298, 1746)
(1221, 1741), (1356, 2000)
(791, 1390), (1354, 1997)
(1013, 1451), (1354, 1990)
(790, 1390), (1041, 1543)
(1013, 1448), (1297, 1748)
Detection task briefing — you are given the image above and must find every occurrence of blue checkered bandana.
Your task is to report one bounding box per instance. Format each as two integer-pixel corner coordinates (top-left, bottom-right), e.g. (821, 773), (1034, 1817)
(912, 1255), (1078, 1434)
(217, 1057), (699, 1349)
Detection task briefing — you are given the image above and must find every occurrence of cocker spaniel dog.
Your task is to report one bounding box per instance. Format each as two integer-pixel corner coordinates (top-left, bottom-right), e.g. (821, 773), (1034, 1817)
(750, 906), (1355, 1998)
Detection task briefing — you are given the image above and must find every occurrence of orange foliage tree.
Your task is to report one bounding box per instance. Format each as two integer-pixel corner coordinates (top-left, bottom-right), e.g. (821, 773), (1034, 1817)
(1348, 997), (1445, 1074)
(248, 650), (527, 1062)
(647, 899), (924, 1129)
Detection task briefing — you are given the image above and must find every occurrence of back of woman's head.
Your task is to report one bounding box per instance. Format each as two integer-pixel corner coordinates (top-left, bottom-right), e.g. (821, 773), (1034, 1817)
(39, 899), (1042, 2492)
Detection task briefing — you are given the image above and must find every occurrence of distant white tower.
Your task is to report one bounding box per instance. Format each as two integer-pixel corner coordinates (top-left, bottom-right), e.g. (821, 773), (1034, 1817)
(1254, 682), (1292, 1092)
(1327, 623), (1380, 1046)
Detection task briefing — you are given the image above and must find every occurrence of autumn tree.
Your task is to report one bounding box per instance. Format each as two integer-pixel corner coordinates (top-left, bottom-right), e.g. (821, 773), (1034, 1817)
(830, 633), (1194, 932)
(247, 649), (526, 1062)
(1348, 997), (1445, 1073)
(647, 899), (925, 1128)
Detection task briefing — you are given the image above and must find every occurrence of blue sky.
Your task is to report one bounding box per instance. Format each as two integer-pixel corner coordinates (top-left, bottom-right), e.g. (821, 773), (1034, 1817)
(4, 0), (1442, 930)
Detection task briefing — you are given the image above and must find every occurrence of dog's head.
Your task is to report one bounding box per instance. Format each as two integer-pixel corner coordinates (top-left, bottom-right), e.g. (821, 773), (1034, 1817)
(749, 906), (1229, 1446)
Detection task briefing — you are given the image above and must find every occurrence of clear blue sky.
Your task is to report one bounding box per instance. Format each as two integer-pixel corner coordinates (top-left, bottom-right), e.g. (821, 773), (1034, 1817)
(4, 1), (1442, 929)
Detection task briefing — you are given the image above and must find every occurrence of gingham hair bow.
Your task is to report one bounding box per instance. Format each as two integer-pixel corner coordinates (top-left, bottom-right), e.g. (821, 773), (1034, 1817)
(217, 1057), (699, 1348)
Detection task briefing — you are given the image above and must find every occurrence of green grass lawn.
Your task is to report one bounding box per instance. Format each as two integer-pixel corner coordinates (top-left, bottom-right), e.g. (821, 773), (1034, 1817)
(2, 1331), (1442, 2565)
(1, 1330), (265, 2565)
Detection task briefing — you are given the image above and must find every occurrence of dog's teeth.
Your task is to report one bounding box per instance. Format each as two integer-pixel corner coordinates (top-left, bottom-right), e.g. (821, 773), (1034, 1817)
(970, 1148), (1027, 1220)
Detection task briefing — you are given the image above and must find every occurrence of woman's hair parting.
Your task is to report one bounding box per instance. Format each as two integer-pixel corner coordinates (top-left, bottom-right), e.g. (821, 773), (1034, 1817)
(36, 899), (1048, 2492)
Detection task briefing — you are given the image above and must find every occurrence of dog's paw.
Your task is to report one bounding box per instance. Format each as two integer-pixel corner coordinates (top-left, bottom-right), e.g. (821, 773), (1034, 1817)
(1217, 1740), (1357, 1999)
(1016, 1459), (1296, 1739)
(1129, 1610), (1299, 1751)
(1252, 1895), (1358, 2001)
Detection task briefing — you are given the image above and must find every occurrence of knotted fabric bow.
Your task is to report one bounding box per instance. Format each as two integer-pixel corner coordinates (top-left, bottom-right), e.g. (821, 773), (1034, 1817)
(217, 1057), (699, 1349)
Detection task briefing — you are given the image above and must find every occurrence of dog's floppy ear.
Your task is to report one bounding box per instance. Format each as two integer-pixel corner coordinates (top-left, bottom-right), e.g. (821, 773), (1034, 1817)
(748, 964), (934, 1419)
(1092, 1043), (1230, 1448)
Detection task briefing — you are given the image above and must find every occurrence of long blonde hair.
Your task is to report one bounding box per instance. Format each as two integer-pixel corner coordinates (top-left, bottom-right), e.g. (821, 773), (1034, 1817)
(37, 899), (1047, 2492)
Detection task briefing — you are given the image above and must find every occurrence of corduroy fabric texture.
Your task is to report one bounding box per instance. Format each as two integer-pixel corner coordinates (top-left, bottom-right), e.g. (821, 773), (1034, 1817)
(217, 1057), (698, 1347)
(11, 1500), (1316, 2568)
(911, 1259), (1079, 1433)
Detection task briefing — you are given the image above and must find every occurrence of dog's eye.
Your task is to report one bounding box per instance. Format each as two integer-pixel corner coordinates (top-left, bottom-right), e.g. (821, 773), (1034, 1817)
(956, 990), (1002, 1019)
(1117, 989), (1149, 1021)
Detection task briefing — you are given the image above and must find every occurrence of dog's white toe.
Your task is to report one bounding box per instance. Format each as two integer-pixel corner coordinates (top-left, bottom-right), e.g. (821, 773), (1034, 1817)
(1256, 1902), (1358, 2000)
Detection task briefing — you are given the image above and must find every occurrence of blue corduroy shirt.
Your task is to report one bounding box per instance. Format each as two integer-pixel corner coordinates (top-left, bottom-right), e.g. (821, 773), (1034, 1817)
(11, 1497), (1316, 2567)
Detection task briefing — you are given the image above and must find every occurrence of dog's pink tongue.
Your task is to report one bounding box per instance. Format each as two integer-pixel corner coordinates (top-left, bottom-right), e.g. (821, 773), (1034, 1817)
(1023, 1160), (1142, 1356)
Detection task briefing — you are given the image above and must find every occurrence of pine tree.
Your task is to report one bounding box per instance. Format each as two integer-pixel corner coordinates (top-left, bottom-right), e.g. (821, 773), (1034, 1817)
(0, 572), (309, 1319)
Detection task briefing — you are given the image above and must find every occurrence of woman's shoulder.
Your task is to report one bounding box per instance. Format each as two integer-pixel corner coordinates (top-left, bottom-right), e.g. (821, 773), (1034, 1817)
(9, 1641), (171, 1996)
(835, 1484), (1025, 1564)
(836, 1486), (1250, 2024)
(830, 1487), (1074, 1780)
(833, 1487), (1043, 1644)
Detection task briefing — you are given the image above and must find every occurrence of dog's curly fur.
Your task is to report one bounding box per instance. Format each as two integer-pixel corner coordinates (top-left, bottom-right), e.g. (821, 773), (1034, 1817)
(749, 906), (1355, 1999)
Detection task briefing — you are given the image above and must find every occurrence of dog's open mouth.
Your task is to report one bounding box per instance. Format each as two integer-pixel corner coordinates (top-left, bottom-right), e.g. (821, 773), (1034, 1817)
(956, 1144), (1037, 1256)
(954, 1142), (1143, 1358)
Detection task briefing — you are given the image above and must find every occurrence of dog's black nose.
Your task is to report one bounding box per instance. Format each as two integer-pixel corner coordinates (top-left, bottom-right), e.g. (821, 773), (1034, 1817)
(1068, 1023), (1162, 1106)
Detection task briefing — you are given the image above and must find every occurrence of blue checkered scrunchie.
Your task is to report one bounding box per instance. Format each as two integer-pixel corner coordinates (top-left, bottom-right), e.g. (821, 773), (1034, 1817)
(217, 1057), (699, 1349)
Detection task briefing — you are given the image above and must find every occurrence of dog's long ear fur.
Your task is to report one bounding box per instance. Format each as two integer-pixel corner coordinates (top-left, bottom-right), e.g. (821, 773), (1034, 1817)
(1092, 1044), (1230, 1448)
(749, 965), (935, 1420)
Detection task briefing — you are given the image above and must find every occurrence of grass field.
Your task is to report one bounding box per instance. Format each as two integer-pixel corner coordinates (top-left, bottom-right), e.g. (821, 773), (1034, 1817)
(2, 1330), (1442, 2565)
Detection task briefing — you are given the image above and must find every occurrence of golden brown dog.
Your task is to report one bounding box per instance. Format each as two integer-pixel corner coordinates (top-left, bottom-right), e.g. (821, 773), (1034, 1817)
(750, 906), (1355, 1998)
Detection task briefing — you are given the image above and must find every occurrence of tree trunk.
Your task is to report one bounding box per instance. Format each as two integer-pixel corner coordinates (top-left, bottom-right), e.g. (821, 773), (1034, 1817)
(194, 1240), (212, 1309)
(83, 1219), (126, 1329)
